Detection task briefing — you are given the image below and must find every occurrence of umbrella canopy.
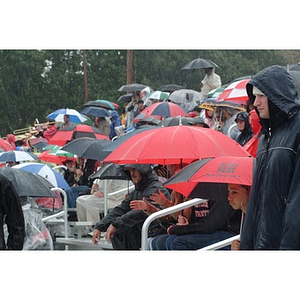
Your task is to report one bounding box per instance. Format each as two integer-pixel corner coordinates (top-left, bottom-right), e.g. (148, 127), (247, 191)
(168, 89), (202, 104)
(161, 116), (194, 127)
(133, 102), (186, 122)
(46, 108), (88, 124)
(0, 139), (14, 152)
(80, 106), (111, 118)
(207, 86), (226, 99)
(217, 79), (250, 105)
(0, 167), (55, 198)
(0, 150), (39, 163)
(100, 125), (157, 160)
(82, 99), (118, 110)
(118, 83), (147, 92)
(48, 124), (110, 146)
(103, 125), (250, 165)
(89, 163), (131, 181)
(13, 162), (71, 191)
(163, 156), (253, 198)
(200, 99), (246, 112)
(61, 137), (111, 161)
(157, 84), (184, 93)
(146, 91), (170, 101)
(117, 93), (133, 102)
(27, 137), (48, 152)
(182, 58), (218, 70)
(39, 145), (77, 164)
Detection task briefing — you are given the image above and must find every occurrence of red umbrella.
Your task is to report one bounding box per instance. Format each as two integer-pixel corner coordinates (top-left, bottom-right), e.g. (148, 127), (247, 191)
(133, 102), (186, 123)
(217, 79), (250, 105)
(103, 126), (250, 165)
(163, 156), (253, 198)
(48, 124), (109, 146)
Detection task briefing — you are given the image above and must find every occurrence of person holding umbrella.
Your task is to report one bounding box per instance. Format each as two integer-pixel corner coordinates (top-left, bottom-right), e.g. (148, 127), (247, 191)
(200, 68), (222, 102)
(240, 65), (300, 250)
(92, 164), (171, 250)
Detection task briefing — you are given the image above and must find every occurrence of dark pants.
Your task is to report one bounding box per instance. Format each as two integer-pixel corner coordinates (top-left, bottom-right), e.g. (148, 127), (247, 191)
(151, 231), (234, 250)
(111, 224), (143, 250)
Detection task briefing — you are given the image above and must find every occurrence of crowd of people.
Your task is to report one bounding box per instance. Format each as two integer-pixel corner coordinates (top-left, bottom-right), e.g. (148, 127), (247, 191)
(2, 64), (300, 251)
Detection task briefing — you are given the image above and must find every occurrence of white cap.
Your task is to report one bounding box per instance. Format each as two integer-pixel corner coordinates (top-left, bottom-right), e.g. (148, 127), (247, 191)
(252, 86), (265, 96)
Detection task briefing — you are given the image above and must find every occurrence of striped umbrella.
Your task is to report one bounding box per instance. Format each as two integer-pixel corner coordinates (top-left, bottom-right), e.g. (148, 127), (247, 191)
(0, 150), (38, 162)
(216, 79), (250, 105)
(46, 108), (88, 124)
(13, 162), (71, 190)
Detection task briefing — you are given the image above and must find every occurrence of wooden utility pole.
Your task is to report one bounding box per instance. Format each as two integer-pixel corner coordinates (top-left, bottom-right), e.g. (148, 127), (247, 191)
(127, 50), (134, 85)
(83, 50), (89, 102)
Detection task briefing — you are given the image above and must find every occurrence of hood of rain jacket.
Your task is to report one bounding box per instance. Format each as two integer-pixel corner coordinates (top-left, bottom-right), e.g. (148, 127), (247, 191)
(94, 164), (170, 239)
(241, 65), (300, 249)
(0, 174), (25, 250)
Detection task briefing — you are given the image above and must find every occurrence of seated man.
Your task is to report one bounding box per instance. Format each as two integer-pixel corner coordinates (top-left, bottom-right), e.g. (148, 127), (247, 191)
(76, 178), (133, 225)
(92, 164), (171, 250)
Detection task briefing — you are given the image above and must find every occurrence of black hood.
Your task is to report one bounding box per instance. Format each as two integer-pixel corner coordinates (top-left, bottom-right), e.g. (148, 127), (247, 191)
(246, 65), (300, 133)
(247, 65), (299, 115)
(123, 164), (157, 190)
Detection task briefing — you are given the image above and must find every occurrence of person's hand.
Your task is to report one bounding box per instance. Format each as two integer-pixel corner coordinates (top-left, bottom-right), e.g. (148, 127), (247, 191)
(93, 191), (104, 198)
(231, 240), (240, 251)
(167, 225), (175, 235)
(150, 189), (171, 207)
(176, 215), (189, 226)
(92, 228), (101, 245)
(130, 199), (148, 210)
(105, 224), (116, 241)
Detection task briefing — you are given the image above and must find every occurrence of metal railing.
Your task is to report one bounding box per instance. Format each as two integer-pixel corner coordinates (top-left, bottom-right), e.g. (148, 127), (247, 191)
(141, 198), (208, 250)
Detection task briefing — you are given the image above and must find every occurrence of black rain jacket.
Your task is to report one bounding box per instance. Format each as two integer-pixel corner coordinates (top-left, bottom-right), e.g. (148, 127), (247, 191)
(240, 65), (300, 250)
(94, 164), (170, 234)
(0, 174), (25, 250)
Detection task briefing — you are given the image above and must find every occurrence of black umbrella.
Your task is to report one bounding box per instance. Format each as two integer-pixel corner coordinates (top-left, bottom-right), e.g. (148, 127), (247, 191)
(157, 84), (184, 93)
(182, 58), (218, 70)
(80, 106), (111, 118)
(160, 116), (194, 127)
(118, 83), (147, 92)
(117, 93), (134, 102)
(61, 137), (111, 161)
(0, 167), (55, 198)
(82, 100), (116, 110)
(89, 163), (131, 181)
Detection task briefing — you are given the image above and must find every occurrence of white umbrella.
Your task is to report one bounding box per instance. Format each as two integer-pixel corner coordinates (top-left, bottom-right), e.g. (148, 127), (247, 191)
(46, 108), (88, 123)
(0, 150), (38, 162)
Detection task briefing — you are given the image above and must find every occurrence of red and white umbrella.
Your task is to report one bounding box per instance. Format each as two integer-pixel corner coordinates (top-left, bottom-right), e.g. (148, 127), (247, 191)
(217, 79), (250, 105)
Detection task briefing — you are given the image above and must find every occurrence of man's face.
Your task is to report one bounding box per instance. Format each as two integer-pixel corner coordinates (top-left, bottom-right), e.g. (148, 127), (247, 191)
(253, 94), (269, 119)
(129, 168), (142, 185)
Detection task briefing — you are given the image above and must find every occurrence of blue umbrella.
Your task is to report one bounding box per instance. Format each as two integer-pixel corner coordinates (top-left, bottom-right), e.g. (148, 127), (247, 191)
(0, 150), (39, 162)
(13, 162), (71, 191)
(80, 106), (111, 118)
(46, 108), (88, 124)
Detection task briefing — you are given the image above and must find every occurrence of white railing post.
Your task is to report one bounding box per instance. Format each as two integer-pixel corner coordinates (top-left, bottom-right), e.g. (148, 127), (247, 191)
(141, 198), (208, 250)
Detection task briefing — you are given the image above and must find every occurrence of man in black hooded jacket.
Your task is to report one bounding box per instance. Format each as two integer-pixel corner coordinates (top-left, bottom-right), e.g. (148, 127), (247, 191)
(0, 174), (25, 250)
(92, 164), (170, 250)
(240, 65), (300, 250)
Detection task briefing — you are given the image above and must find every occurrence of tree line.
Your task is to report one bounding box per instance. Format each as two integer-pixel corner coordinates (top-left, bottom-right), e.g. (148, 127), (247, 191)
(0, 49), (299, 136)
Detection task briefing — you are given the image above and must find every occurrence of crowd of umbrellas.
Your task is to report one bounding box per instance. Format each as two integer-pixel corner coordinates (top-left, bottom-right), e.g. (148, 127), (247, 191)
(0, 57), (270, 250)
